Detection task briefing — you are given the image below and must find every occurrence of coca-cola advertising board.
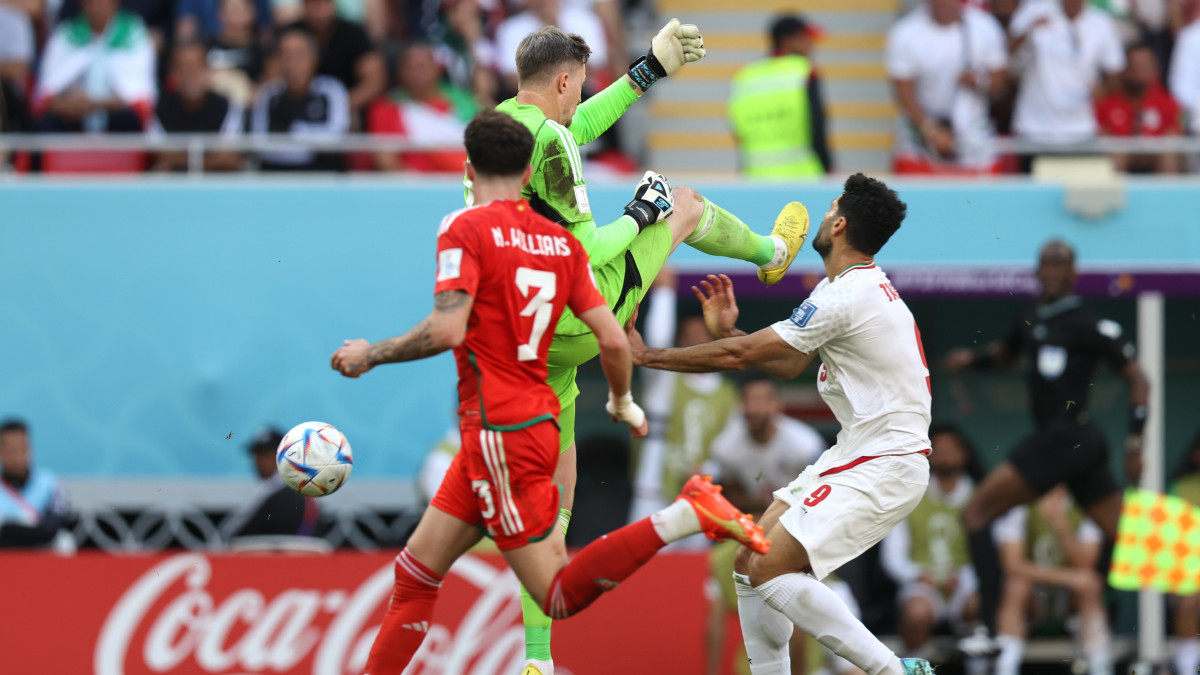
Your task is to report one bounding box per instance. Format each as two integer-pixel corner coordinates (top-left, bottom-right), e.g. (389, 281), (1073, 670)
(2, 551), (712, 674)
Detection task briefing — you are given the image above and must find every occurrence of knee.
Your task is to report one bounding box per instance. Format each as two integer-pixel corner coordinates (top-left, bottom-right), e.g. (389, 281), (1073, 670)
(746, 551), (779, 588)
(733, 545), (753, 576)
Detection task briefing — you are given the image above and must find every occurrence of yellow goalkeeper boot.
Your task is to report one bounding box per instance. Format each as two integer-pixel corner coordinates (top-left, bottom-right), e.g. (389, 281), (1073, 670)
(757, 202), (810, 285)
(522, 660), (553, 675)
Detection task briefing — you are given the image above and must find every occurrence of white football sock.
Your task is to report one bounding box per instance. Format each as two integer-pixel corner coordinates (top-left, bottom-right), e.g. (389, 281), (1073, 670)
(734, 572), (792, 674)
(1080, 612), (1111, 675)
(649, 499), (701, 544)
(759, 235), (789, 270)
(994, 634), (1025, 675)
(755, 572), (900, 675)
(1173, 637), (1200, 675)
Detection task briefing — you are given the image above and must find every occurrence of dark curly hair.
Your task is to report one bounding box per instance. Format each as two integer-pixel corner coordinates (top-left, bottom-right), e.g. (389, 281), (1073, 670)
(928, 422), (985, 483)
(464, 110), (535, 178)
(837, 173), (907, 255)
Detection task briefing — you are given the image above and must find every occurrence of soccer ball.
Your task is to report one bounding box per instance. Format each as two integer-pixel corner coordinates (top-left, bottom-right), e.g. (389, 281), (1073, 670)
(276, 421), (353, 497)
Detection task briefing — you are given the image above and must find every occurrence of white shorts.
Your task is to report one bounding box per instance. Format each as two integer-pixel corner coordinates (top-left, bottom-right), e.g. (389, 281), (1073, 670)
(773, 451), (929, 580)
(898, 567), (978, 630)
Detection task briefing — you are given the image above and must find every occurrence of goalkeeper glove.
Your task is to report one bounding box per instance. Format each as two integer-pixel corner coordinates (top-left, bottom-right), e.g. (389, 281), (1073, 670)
(624, 170), (674, 231)
(627, 18), (706, 92)
(607, 391), (647, 429)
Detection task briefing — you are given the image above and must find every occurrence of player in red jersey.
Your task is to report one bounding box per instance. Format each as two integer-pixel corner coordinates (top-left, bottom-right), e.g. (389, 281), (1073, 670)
(331, 111), (770, 675)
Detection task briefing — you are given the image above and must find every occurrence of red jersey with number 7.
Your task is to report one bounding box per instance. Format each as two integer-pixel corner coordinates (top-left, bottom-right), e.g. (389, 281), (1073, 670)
(434, 199), (606, 430)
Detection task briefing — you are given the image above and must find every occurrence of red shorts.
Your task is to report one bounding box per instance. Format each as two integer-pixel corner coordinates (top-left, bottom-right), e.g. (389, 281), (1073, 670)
(429, 421), (562, 551)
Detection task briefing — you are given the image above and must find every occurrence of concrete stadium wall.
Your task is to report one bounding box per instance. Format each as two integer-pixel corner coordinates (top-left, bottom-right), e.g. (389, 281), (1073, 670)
(3, 177), (1198, 479)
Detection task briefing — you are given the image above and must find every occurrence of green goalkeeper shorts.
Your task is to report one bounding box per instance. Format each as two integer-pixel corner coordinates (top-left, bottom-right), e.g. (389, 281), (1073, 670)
(548, 221), (673, 454)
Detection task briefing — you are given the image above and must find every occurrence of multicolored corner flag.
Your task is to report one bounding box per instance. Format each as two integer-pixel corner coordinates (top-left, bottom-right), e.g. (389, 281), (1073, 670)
(1109, 489), (1200, 594)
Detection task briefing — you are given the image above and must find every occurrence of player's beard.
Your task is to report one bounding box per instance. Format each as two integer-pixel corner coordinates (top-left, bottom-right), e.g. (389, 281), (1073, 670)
(812, 221), (833, 260)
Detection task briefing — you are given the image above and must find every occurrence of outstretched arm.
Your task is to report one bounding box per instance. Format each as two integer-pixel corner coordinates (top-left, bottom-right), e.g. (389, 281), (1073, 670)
(690, 273), (817, 379)
(331, 290), (474, 377)
(628, 321), (805, 375)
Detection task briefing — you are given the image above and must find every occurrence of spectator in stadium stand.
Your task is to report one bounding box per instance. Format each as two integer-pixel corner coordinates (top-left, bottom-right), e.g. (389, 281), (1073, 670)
(0, 419), (72, 550)
(885, 0), (1008, 175)
(55, 0), (175, 55)
(1007, 0), (1125, 164)
(991, 487), (1111, 675)
(495, 0), (609, 95)
(33, 0), (157, 133)
(1095, 42), (1183, 173)
(366, 40), (476, 173)
(627, 269), (740, 526)
(879, 425), (985, 671)
(727, 14), (832, 178)
(0, 1), (33, 91)
(425, 0), (501, 109)
(251, 26), (349, 171)
(175, 0), (270, 43)
(0, 80), (32, 168)
(1168, 7), (1200, 137)
(150, 40), (244, 172)
(285, 0), (385, 125)
(220, 426), (321, 541)
(1168, 431), (1200, 675)
(985, 0), (1020, 136)
(705, 374), (836, 675)
(202, 0), (266, 109)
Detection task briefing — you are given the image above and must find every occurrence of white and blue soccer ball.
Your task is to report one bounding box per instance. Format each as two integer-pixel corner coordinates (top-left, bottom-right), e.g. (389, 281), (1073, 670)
(276, 421), (353, 497)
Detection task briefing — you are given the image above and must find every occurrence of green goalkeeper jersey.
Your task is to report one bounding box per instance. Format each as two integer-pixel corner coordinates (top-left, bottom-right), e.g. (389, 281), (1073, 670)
(467, 79), (643, 270)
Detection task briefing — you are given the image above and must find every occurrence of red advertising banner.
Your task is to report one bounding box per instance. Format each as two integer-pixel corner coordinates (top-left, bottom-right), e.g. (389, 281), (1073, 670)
(1, 550), (711, 674)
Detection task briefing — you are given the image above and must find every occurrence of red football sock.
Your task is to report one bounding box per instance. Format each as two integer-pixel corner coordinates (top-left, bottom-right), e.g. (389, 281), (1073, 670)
(542, 518), (665, 619)
(363, 548), (443, 675)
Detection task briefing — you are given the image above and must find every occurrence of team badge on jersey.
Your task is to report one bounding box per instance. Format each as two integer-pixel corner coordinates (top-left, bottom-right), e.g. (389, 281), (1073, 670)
(437, 248), (463, 281)
(791, 301), (818, 328)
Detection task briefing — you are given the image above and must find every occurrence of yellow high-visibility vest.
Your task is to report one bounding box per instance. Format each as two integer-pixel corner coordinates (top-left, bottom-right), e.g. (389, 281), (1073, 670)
(728, 54), (824, 178)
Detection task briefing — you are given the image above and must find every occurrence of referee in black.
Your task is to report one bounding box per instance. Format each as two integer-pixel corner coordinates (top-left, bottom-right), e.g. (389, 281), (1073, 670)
(944, 239), (1150, 634)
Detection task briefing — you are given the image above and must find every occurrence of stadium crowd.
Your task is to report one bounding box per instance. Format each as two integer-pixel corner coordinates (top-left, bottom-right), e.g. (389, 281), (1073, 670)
(0, 0), (1197, 173)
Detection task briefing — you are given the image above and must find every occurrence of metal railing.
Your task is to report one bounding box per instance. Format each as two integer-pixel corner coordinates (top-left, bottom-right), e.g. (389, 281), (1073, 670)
(2, 132), (1199, 175)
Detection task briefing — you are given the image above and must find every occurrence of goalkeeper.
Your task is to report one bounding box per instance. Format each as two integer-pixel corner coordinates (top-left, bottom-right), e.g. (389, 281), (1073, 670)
(469, 22), (810, 675)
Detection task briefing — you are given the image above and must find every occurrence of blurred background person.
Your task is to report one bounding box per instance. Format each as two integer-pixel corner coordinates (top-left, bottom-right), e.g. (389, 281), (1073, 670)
(0, 419), (73, 550)
(494, 0), (608, 95)
(366, 40), (475, 173)
(422, 0), (500, 109)
(627, 269), (739, 526)
(728, 14), (831, 179)
(284, 0), (384, 125)
(1169, 431), (1200, 675)
(991, 486), (1110, 675)
(34, 0), (157, 133)
(149, 40), (244, 172)
(1008, 0), (1125, 163)
(1095, 42), (1183, 173)
(176, 0), (270, 43)
(0, 0), (33, 93)
(886, 0), (1008, 175)
(706, 373), (829, 675)
(1169, 5), (1200, 139)
(204, 0), (268, 108)
(221, 426), (321, 541)
(880, 424), (984, 670)
(251, 26), (349, 171)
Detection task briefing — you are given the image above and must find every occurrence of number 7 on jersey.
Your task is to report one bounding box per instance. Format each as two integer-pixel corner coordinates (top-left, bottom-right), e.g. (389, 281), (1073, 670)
(515, 267), (557, 361)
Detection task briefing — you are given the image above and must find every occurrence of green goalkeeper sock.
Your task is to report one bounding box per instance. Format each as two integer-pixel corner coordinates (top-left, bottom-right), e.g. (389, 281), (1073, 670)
(684, 198), (779, 266)
(520, 508), (573, 663)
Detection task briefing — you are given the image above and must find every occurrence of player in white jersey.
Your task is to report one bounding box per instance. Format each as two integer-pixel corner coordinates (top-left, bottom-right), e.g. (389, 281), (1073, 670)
(627, 174), (934, 675)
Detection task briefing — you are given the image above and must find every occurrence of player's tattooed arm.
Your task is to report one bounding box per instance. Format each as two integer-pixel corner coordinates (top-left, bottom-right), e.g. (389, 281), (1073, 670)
(331, 291), (474, 376)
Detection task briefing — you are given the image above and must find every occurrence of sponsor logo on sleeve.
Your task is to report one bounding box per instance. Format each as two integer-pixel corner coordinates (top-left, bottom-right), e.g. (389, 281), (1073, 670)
(790, 301), (818, 328)
(437, 248), (463, 281)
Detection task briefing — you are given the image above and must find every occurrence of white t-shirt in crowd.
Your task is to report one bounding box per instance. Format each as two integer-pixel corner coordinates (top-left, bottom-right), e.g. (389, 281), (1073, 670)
(0, 5), (34, 67)
(710, 414), (825, 501)
(886, 5), (1008, 120)
(771, 264), (932, 463)
(495, 7), (609, 77)
(1169, 19), (1200, 134)
(992, 503), (1103, 547)
(1009, 0), (1125, 143)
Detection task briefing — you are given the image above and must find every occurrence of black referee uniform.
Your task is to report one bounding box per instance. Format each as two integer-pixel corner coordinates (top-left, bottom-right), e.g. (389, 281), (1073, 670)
(1003, 295), (1136, 506)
